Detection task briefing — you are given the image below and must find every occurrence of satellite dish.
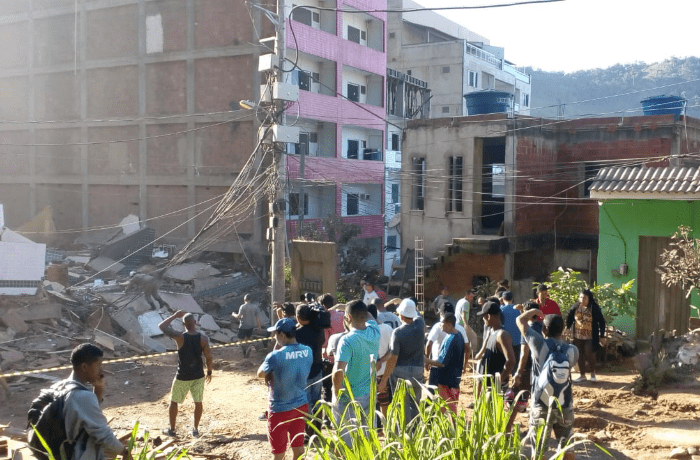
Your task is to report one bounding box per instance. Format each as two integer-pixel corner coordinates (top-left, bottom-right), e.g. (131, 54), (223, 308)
(388, 214), (401, 228)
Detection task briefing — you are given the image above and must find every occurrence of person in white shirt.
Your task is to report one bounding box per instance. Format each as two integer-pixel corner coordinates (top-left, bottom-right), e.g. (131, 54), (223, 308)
(425, 303), (471, 391)
(362, 280), (380, 306)
(367, 303), (394, 415)
(455, 288), (478, 355)
(372, 297), (400, 329)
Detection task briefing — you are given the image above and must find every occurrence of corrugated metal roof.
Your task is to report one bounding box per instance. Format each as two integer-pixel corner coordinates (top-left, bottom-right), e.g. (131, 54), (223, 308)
(590, 165), (700, 196)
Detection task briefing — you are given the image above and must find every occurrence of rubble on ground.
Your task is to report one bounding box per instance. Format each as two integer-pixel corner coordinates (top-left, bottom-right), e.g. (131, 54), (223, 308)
(0, 220), (270, 387)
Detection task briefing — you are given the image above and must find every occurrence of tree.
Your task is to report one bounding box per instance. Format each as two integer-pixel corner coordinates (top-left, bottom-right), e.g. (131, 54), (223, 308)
(657, 225), (700, 298)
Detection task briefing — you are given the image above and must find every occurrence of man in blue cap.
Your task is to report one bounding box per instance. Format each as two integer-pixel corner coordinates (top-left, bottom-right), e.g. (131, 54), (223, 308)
(258, 318), (312, 460)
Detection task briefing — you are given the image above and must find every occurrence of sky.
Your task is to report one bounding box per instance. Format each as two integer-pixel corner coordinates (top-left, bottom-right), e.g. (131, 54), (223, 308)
(430, 0), (699, 73)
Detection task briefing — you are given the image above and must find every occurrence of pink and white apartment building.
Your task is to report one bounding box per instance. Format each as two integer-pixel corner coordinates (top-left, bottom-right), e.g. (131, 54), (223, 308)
(283, 0), (388, 268)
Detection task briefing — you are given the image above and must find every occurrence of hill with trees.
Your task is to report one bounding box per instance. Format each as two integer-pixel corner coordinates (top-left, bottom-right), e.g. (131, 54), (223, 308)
(525, 56), (700, 119)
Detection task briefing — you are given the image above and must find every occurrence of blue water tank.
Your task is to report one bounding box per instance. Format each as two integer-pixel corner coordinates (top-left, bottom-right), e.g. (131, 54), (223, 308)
(640, 95), (686, 116)
(464, 90), (513, 115)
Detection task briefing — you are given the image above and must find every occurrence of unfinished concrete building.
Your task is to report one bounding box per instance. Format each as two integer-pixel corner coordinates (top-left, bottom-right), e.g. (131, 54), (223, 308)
(0, 1), (273, 256)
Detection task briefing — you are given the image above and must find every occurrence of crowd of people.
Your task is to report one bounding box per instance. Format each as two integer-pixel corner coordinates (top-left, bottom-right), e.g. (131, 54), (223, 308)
(30, 279), (607, 460)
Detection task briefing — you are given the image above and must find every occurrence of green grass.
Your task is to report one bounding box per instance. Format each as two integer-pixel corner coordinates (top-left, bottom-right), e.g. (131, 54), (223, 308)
(305, 376), (609, 460)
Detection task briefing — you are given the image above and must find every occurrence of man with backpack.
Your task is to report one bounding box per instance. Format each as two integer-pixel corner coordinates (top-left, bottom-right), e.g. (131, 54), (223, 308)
(517, 309), (579, 460)
(28, 343), (130, 460)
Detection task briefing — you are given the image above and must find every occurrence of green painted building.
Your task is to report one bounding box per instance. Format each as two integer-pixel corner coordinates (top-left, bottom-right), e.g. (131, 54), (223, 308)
(591, 165), (700, 338)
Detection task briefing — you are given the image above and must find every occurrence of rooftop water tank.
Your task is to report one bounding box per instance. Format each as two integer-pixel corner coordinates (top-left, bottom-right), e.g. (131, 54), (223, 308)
(640, 95), (686, 116)
(464, 90), (513, 115)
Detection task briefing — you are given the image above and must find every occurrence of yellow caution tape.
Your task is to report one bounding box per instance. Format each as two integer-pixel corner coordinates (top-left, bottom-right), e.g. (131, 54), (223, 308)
(0, 336), (271, 379)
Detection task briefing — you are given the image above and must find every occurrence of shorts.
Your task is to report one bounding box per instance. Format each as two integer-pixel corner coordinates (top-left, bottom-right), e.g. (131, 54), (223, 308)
(437, 384), (460, 413)
(238, 328), (254, 340)
(171, 377), (205, 404)
(377, 375), (392, 407)
(524, 404), (574, 452)
(268, 404), (308, 454)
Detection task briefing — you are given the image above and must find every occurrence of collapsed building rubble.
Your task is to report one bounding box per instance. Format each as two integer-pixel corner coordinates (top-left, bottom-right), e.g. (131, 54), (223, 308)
(0, 218), (271, 396)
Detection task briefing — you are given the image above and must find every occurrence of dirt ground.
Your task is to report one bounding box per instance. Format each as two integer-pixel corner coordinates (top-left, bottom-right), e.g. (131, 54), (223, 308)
(2, 341), (700, 460)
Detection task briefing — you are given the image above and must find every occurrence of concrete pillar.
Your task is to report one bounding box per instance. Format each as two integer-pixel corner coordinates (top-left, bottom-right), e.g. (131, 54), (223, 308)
(186, 0), (196, 238)
(138, 0), (147, 222)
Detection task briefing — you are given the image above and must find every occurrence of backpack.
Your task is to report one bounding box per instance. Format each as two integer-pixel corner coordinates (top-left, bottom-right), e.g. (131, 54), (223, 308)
(310, 303), (332, 329)
(532, 339), (573, 409)
(27, 382), (87, 460)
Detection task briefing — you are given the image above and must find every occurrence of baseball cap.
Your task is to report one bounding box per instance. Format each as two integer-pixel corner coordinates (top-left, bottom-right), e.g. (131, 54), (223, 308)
(477, 301), (501, 316)
(396, 298), (418, 319)
(267, 317), (296, 334)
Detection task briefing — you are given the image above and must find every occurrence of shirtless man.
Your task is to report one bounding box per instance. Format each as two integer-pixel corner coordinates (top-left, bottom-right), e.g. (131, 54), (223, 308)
(159, 311), (213, 437)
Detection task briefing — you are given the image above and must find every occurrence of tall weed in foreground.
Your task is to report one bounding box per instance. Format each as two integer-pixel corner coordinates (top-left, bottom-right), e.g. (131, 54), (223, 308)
(32, 422), (190, 460)
(306, 377), (607, 460)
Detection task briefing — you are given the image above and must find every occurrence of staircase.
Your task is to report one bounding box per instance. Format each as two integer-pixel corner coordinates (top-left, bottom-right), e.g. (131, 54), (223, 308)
(385, 247), (415, 299)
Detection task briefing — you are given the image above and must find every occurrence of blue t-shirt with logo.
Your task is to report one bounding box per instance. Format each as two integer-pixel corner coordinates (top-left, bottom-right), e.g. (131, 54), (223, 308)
(261, 342), (313, 412)
(337, 320), (380, 400)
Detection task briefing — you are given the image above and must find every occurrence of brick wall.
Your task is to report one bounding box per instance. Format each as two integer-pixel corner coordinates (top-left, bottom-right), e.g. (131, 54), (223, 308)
(515, 136), (558, 235)
(425, 253), (505, 300)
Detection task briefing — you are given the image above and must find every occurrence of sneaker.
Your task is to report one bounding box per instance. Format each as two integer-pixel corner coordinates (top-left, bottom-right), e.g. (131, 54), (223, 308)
(258, 411), (268, 421)
(573, 376), (587, 383)
(589, 375), (597, 382)
(192, 428), (200, 438)
(162, 428), (177, 437)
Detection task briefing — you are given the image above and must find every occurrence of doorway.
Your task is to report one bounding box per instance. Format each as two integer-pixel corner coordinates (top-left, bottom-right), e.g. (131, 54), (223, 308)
(637, 236), (690, 339)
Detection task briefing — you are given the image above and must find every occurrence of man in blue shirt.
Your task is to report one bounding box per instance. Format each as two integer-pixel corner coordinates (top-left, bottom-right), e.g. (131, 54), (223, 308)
(500, 291), (522, 368)
(332, 300), (380, 444)
(425, 313), (465, 414)
(258, 318), (312, 460)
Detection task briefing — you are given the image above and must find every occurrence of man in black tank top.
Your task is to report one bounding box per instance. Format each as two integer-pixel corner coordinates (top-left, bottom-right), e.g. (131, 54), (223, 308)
(474, 301), (515, 397)
(159, 310), (213, 437)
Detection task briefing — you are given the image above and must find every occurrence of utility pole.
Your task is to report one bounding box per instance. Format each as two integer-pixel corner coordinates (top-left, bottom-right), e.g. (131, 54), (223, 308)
(270, 0), (287, 309)
(297, 141), (305, 236)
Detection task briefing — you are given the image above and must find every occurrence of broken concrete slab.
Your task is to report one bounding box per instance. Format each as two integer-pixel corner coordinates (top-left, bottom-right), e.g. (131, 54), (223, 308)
(100, 293), (152, 314)
(124, 331), (167, 353)
(66, 255), (91, 265)
(164, 263), (221, 282)
(0, 350), (24, 366)
(87, 308), (114, 333)
(210, 331), (231, 343)
(0, 229), (46, 295)
(16, 303), (62, 322)
(42, 280), (66, 292)
(0, 311), (28, 333)
(94, 331), (115, 351)
(138, 311), (165, 337)
(0, 329), (16, 343)
(160, 292), (205, 314)
(97, 226), (155, 273)
(118, 214), (140, 236)
(88, 256), (125, 277)
(193, 273), (259, 300)
(198, 314), (220, 331)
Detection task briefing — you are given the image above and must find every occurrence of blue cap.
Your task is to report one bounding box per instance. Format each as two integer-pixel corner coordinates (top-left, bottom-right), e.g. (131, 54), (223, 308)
(267, 317), (296, 334)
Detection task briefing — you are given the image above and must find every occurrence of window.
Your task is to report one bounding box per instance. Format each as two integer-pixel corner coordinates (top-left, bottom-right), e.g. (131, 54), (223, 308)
(347, 83), (360, 102)
(412, 157), (425, 210)
(312, 12), (320, 22)
(406, 70), (412, 75)
(391, 133), (400, 151)
(389, 32), (396, 39)
(360, 85), (366, 95)
(442, 66), (450, 74)
(347, 139), (359, 159)
(524, 94), (530, 107)
(387, 235), (398, 251)
(292, 7), (312, 26)
(289, 132), (310, 156)
(298, 71), (310, 91)
(468, 70), (478, 88)
(309, 132), (318, 143)
(491, 164), (506, 198)
(391, 183), (399, 203)
(482, 72), (495, 90)
(347, 193), (359, 215)
(442, 106), (450, 114)
(348, 26), (360, 44)
(448, 156), (463, 212)
(289, 193), (308, 216)
(394, 203), (401, 214)
(361, 30), (366, 41)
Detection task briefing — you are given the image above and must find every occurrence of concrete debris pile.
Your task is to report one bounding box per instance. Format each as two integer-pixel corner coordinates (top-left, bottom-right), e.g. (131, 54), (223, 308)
(602, 325), (637, 359)
(0, 222), (269, 385)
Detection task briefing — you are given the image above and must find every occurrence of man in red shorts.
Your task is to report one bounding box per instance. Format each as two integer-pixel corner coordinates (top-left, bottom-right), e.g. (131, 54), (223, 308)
(258, 318), (313, 460)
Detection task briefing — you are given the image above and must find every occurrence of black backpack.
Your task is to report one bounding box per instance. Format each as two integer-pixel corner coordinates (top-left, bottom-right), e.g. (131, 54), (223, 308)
(27, 382), (87, 460)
